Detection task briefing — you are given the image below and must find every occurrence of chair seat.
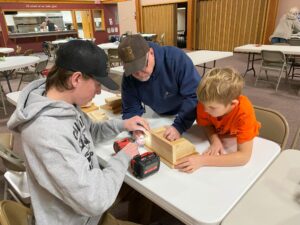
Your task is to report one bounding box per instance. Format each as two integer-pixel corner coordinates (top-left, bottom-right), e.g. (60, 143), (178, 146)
(4, 171), (30, 205)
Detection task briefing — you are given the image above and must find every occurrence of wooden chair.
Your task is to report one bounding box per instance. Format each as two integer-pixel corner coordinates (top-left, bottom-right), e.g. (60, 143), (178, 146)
(291, 127), (300, 149)
(254, 105), (289, 150)
(255, 50), (287, 92)
(158, 33), (165, 46)
(107, 48), (122, 67)
(0, 200), (33, 225)
(15, 45), (22, 56)
(23, 49), (33, 56)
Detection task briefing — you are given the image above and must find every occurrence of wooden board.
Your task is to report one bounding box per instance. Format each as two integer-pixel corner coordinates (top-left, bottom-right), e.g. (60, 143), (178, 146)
(144, 127), (197, 168)
(81, 103), (99, 113)
(87, 110), (108, 122)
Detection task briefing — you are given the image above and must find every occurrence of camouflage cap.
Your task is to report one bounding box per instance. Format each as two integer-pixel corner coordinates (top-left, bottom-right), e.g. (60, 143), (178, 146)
(118, 34), (150, 76)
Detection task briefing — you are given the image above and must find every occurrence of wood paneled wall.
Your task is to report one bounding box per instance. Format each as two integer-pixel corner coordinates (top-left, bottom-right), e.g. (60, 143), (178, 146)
(142, 4), (177, 46)
(196, 0), (277, 51)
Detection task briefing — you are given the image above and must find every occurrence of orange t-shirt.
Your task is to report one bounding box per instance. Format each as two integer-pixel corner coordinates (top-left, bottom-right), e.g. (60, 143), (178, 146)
(196, 95), (260, 144)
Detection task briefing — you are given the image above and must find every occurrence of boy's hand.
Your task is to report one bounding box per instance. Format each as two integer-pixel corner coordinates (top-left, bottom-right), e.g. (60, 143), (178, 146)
(163, 126), (180, 141)
(123, 116), (150, 132)
(175, 154), (203, 173)
(121, 142), (139, 159)
(203, 138), (225, 156)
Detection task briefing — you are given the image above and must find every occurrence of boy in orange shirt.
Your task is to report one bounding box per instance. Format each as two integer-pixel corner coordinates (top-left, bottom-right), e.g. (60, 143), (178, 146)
(175, 68), (260, 173)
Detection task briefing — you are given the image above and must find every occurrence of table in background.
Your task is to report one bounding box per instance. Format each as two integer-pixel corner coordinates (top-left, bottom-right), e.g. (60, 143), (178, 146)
(234, 44), (300, 76)
(52, 38), (94, 45)
(0, 48), (14, 55)
(6, 89), (282, 225)
(140, 33), (157, 41)
(92, 93), (280, 225)
(222, 149), (300, 225)
(98, 42), (119, 51)
(187, 50), (233, 74)
(0, 56), (40, 92)
(110, 50), (233, 76)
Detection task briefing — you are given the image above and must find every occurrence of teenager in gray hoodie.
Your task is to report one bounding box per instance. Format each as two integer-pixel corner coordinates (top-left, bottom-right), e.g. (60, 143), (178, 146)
(7, 40), (149, 225)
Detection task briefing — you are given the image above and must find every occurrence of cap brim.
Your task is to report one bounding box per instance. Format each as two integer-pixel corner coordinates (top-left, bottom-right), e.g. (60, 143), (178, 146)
(96, 76), (119, 91)
(123, 54), (147, 76)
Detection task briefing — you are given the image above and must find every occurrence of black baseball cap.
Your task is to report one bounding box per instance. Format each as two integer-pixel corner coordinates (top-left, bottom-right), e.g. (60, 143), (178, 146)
(56, 39), (119, 90)
(118, 34), (150, 76)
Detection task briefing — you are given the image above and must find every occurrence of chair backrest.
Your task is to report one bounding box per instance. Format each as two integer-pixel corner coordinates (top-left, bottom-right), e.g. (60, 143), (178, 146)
(23, 49), (33, 56)
(35, 59), (48, 74)
(0, 200), (33, 225)
(261, 50), (286, 65)
(150, 34), (158, 42)
(15, 45), (22, 56)
(107, 48), (122, 66)
(160, 33), (165, 45)
(0, 133), (14, 150)
(291, 127), (300, 149)
(254, 105), (289, 150)
(287, 38), (300, 46)
(0, 144), (25, 172)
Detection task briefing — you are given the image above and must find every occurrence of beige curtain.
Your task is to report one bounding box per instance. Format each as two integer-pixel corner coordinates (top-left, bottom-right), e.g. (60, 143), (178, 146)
(142, 4), (177, 46)
(196, 0), (271, 51)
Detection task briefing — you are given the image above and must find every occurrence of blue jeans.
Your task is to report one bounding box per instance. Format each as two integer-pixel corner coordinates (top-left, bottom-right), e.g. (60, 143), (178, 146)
(271, 37), (287, 44)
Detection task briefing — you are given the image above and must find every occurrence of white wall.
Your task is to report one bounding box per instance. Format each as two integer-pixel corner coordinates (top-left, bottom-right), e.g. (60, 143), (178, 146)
(118, 1), (137, 34)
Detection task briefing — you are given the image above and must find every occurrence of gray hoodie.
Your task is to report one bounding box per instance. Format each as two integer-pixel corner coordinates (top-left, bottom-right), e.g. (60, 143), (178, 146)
(8, 79), (131, 225)
(269, 13), (300, 41)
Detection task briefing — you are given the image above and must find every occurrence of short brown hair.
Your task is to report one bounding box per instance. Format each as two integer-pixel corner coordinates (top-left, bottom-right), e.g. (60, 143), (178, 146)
(45, 65), (90, 92)
(197, 68), (244, 105)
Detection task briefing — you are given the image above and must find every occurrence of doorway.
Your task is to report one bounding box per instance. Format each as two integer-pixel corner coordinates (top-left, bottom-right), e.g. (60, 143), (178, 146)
(177, 2), (187, 48)
(74, 10), (93, 39)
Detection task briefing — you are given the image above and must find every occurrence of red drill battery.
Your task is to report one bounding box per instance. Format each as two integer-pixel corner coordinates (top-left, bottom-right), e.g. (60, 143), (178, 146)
(113, 137), (160, 179)
(131, 152), (160, 179)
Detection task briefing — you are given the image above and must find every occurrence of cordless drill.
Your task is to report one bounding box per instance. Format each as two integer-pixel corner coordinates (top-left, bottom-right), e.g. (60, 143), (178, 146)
(113, 137), (160, 179)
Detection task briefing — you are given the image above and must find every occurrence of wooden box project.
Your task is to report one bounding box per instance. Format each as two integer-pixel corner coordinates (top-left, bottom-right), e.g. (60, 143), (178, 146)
(100, 95), (122, 114)
(145, 127), (197, 168)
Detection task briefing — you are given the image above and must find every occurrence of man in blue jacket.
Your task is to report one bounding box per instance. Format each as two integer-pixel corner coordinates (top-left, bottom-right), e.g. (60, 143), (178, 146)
(118, 34), (201, 141)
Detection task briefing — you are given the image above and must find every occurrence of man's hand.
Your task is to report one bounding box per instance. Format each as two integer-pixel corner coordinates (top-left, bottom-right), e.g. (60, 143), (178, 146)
(123, 116), (150, 132)
(163, 126), (180, 141)
(203, 137), (225, 156)
(175, 154), (203, 173)
(121, 142), (139, 159)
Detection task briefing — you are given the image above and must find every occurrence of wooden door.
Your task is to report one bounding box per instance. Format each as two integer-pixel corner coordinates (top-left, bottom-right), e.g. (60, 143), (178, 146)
(195, 0), (278, 51)
(142, 4), (177, 46)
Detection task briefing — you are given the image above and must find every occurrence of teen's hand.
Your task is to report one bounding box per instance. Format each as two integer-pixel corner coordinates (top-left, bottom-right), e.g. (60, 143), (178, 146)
(175, 154), (203, 173)
(121, 142), (139, 159)
(163, 126), (180, 141)
(123, 116), (150, 132)
(203, 138), (225, 156)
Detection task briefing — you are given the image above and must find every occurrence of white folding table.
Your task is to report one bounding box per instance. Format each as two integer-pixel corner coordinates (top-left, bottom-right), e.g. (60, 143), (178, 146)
(7, 89), (281, 225)
(92, 93), (280, 225)
(234, 44), (300, 76)
(0, 56), (40, 92)
(98, 42), (119, 50)
(222, 149), (300, 225)
(0, 48), (14, 54)
(110, 50), (233, 76)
